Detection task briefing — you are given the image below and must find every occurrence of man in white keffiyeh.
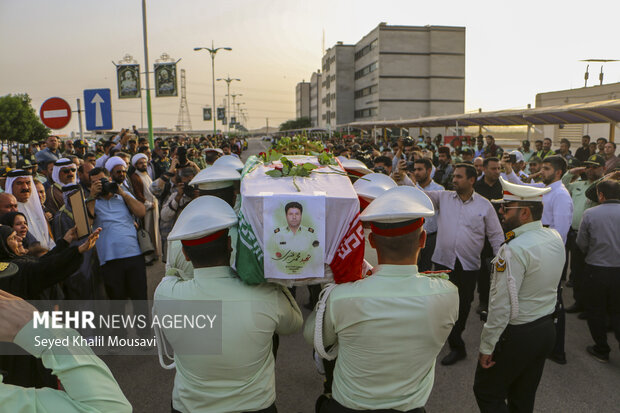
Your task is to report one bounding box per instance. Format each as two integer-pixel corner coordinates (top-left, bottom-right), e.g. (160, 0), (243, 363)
(5, 170), (55, 250)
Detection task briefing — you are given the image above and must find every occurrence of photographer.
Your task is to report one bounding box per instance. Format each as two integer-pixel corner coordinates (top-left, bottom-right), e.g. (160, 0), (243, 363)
(86, 163), (149, 338)
(159, 167), (198, 256)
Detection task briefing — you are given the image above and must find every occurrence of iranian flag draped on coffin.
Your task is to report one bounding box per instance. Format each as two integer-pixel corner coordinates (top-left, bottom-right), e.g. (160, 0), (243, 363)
(236, 154), (365, 286)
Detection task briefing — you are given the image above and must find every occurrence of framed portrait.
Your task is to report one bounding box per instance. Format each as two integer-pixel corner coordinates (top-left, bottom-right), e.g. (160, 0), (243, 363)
(263, 194), (326, 280)
(117, 64), (141, 99)
(68, 189), (91, 239)
(154, 63), (177, 97)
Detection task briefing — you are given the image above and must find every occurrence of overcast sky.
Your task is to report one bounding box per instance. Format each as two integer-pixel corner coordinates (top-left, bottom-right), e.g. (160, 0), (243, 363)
(1, 0), (619, 134)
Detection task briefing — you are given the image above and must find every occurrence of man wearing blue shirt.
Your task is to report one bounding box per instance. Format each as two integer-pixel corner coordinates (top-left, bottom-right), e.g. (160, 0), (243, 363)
(87, 159), (148, 338)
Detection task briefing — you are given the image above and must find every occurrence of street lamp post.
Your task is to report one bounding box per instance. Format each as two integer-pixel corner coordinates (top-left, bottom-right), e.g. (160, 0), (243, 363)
(193, 42), (232, 137)
(217, 76), (240, 134)
(230, 93), (242, 127)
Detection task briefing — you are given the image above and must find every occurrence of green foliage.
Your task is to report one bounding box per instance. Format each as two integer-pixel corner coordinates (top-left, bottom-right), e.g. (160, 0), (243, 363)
(272, 135), (326, 155)
(279, 117), (312, 131)
(0, 94), (50, 143)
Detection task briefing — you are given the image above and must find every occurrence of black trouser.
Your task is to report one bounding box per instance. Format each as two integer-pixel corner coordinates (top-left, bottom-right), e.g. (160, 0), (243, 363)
(478, 239), (494, 308)
(584, 265), (620, 354)
(316, 396), (424, 413)
(172, 402), (277, 413)
(417, 232), (437, 272)
(101, 255), (149, 337)
(551, 283), (566, 358)
(435, 258), (478, 351)
(567, 228), (586, 307)
(473, 315), (555, 413)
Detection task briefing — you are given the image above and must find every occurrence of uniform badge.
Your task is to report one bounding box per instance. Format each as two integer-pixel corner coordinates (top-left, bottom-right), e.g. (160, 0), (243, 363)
(274, 228), (280, 233)
(495, 259), (506, 272)
(312, 240), (320, 247)
(504, 231), (515, 242)
(308, 227), (314, 233)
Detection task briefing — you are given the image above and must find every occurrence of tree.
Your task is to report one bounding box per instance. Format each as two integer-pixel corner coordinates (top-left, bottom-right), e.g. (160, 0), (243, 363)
(279, 117), (312, 131)
(0, 94), (50, 144)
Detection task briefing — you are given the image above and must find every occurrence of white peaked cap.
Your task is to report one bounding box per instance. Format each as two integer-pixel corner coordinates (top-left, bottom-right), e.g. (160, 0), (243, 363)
(189, 166), (241, 190)
(339, 158), (373, 175)
(213, 155), (244, 171)
(353, 173), (397, 201)
(360, 186), (435, 223)
(492, 177), (551, 203)
(204, 147), (224, 154)
(168, 196), (238, 241)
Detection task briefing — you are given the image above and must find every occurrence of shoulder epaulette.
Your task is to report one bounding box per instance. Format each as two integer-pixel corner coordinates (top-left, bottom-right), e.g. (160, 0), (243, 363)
(421, 270), (451, 280)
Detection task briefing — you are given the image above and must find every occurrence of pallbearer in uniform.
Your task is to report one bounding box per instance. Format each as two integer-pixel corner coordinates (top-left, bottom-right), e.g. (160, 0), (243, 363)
(474, 178), (565, 413)
(304, 186), (458, 413)
(154, 196), (302, 413)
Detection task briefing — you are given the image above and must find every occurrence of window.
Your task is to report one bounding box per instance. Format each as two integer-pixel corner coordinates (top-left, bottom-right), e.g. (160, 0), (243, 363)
(354, 84), (378, 99)
(355, 39), (378, 60)
(354, 61), (378, 79)
(354, 107), (378, 118)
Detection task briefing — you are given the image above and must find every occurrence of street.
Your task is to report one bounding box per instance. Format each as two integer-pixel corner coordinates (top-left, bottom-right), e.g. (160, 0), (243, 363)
(104, 138), (620, 413)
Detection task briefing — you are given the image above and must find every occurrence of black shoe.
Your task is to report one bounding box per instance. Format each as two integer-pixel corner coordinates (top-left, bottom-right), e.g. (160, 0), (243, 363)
(480, 310), (488, 322)
(565, 280), (574, 288)
(475, 304), (487, 315)
(586, 346), (609, 363)
(578, 312), (588, 320)
(441, 350), (466, 366)
(565, 304), (584, 314)
(547, 352), (567, 365)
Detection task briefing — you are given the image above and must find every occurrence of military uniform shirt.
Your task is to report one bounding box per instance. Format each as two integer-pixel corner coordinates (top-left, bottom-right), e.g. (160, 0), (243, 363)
(0, 320), (131, 413)
(155, 266), (303, 413)
(561, 171), (597, 230)
(304, 265), (458, 411)
(479, 221), (565, 355)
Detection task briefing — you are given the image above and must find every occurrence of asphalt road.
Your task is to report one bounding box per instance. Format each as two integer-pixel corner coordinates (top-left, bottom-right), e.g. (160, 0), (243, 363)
(104, 138), (620, 413)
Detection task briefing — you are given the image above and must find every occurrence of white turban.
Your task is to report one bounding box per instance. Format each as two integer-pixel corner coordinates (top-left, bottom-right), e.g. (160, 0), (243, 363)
(5, 170), (55, 250)
(131, 153), (148, 167)
(105, 156), (127, 172)
(51, 158), (77, 186)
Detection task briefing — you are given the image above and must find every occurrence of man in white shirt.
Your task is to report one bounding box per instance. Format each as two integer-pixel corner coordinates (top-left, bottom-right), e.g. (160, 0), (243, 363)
(423, 163), (504, 365)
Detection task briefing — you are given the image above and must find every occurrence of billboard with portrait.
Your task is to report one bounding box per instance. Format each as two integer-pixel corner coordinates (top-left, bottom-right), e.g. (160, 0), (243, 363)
(263, 194), (325, 280)
(203, 107), (212, 121)
(117, 64), (141, 99)
(154, 63), (177, 97)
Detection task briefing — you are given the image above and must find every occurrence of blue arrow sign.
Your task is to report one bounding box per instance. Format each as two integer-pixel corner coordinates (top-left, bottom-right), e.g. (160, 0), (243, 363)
(84, 88), (113, 130)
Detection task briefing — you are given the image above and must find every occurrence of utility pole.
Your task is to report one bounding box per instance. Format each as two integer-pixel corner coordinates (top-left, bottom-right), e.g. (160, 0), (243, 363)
(141, 0), (154, 148)
(217, 75), (240, 134)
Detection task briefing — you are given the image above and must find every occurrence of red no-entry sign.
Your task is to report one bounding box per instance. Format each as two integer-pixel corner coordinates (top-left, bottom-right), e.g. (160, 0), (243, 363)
(39, 97), (72, 129)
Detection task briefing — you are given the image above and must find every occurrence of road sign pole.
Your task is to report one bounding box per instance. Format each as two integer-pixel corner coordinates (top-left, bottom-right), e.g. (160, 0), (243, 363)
(142, 0), (154, 149)
(76, 98), (84, 139)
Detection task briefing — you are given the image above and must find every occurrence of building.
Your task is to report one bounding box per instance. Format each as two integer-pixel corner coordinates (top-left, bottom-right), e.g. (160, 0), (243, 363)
(310, 71), (322, 127)
(536, 82), (620, 143)
(295, 81), (311, 119)
(299, 23), (466, 129)
(321, 42), (355, 127)
(353, 23), (465, 123)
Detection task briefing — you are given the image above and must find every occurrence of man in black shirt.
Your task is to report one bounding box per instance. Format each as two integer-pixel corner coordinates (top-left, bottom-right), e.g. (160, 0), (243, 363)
(575, 135), (591, 163)
(473, 157), (503, 316)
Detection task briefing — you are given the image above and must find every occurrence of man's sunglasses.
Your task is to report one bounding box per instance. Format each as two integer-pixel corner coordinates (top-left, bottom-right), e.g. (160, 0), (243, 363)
(61, 168), (77, 173)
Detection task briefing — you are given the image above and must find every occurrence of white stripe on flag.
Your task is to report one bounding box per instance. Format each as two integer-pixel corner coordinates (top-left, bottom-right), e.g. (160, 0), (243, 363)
(43, 109), (68, 118)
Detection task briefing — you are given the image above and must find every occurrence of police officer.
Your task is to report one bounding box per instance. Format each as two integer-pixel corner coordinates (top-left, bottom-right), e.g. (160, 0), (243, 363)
(474, 177), (565, 413)
(154, 196), (302, 413)
(304, 186), (459, 413)
(165, 165), (241, 280)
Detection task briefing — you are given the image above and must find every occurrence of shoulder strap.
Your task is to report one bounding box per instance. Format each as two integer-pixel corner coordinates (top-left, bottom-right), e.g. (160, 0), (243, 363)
(314, 283), (338, 360)
(152, 303), (176, 370)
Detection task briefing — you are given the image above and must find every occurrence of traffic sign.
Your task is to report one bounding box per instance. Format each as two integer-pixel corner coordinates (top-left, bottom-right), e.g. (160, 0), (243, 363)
(39, 97), (72, 129)
(84, 88), (113, 130)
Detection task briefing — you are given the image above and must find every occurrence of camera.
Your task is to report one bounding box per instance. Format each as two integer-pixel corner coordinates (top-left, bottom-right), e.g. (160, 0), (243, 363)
(402, 136), (415, 147)
(176, 146), (189, 168)
(508, 154), (517, 164)
(405, 161), (416, 172)
(99, 178), (119, 196)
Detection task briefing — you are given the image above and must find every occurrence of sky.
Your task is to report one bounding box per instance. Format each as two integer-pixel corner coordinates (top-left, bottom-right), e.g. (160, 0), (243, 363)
(1, 0), (620, 135)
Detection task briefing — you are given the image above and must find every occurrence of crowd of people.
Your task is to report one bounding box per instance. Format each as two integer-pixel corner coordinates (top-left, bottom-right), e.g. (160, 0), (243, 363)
(0, 129), (618, 413)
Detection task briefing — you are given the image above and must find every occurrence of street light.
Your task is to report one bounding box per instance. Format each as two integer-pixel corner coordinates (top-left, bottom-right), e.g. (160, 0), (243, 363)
(193, 41), (232, 137)
(229, 93), (243, 127)
(217, 76), (240, 134)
